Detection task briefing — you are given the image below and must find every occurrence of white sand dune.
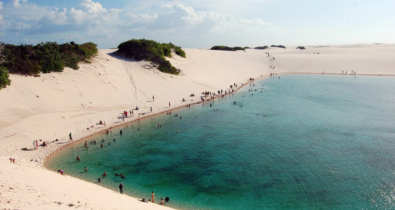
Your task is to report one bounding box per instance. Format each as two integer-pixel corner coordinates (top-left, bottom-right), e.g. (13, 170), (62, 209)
(1, 44), (395, 209)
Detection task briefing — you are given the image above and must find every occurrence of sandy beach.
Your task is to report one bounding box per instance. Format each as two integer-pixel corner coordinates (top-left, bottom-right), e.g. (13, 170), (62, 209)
(1, 44), (395, 209)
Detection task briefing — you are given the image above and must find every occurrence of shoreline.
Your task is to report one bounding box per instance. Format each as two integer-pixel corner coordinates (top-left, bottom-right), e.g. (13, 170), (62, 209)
(43, 74), (265, 165)
(43, 71), (394, 157)
(41, 74), (266, 209)
(42, 71), (395, 205)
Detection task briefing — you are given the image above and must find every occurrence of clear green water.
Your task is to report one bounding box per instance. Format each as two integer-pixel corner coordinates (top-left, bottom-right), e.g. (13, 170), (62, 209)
(46, 75), (395, 209)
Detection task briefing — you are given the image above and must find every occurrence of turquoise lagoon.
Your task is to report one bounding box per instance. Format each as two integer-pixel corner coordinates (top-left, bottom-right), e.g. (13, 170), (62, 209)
(46, 75), (395, 210)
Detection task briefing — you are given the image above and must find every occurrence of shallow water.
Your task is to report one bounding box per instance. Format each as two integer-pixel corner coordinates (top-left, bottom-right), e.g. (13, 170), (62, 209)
(46, 75), (395, 210)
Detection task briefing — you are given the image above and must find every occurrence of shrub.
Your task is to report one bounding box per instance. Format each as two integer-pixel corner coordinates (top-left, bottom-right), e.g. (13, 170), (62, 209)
(296, 46), (306, 50)
(211, 46), (245, 51)
(211, 46), (235, 51)
(233, 46), (245, 51)
(0, 42), (98, 75)
(254, 46), (268, 50)
(116, 39), (185, 75)
(0, 66), (11, 89)
(271, 45), (286, 49)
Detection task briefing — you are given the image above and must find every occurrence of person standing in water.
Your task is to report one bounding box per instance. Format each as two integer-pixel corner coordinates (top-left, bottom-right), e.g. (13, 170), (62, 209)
(151, 191), (155, 203)
(119, 183), (124, 194)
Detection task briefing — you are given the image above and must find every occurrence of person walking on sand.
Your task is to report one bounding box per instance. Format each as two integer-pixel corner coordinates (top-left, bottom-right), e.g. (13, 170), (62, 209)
(119, 183), (124, 194)
(150, 107), (153, 112)
(169, 102), (171, 107)
(152, 95), (155, 102)
(69, 132), (73, 141)
(151, 191), (155, 203)
(35, 140), (38, 150)
(33, 141), (36, 150)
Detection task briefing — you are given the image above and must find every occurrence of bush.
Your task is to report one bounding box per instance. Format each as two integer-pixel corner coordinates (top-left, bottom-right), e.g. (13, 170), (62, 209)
(115, 39), (185, 75)
(233, 46), (245, 51)
(210, 46), (245, 51)
(211, 46), (235, 51)
(0, 42), (98, 75)
(296, 46), (306, 50)
(0, 66), (11, 89)
(271, 45), (286, 49)
(254, 46), (268, 50)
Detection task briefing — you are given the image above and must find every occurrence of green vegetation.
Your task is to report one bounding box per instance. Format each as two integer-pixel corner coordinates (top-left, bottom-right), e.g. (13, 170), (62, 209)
(210, 46), (245, 51)
(233, 46), (245, 51)
(0, 42), (98, 76)
(211, 46), (235, 51)
(0, 66), (11, 89)
(116, 39), (186, 75)
(271, 45), (286, 49)
(296, 46), (306, 50)
(254, 46), (268, 50)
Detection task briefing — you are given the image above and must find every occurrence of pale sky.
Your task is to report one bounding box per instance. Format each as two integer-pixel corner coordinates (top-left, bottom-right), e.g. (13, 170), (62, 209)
(1, 0), (394, 48)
